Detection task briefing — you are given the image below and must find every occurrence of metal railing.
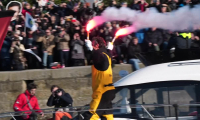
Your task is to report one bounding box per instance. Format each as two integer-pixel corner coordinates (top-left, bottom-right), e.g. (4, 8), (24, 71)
(0, 103), (199, 119)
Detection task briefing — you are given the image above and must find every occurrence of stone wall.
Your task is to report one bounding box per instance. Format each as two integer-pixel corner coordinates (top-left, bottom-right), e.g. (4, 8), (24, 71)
(0, 64), (144, 119)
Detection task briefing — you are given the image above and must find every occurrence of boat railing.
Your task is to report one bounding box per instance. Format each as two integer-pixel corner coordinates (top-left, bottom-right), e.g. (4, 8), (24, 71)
(0, 103), (199, 119)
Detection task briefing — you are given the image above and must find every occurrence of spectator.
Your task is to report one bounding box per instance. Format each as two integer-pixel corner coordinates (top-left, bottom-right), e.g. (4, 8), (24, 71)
(0, 26), (13, 71)
(71, 33), (85, 66)
(135, 29), (145, 44)
(139, 0), (149, 12)
(128, 37), (142, 70)
(161, 4), (171, 12)
(0, 37), (12, 71)
(12, 83), (44, 120)
(10, 31), (26, 70)
(111, 21), (118, 37)
(168, 32), (192, 60)
(56, 27), (70, 68)
(47, 85), (73, 120)
(50, 15), (58, 29)
(93, 2), (104, 15)
(37, 29), (55, 68)
(144, 27), (163, 52)
(121, 34), (133, 62)
(167, 0), (179, 10)
(7, 1), (22, 21)
(131, 0), (141, 10)
(161, 30), (171, 50)
(121, 2), (128, 7)
(80, 3), (94, 26)
(191, 32), (200, 48)
(111, 46), (119, 64)
(22, 3), (33, 16)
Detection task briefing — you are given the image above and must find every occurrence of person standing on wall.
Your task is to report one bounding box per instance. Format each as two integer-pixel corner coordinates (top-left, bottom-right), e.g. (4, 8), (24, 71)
(37, 29), (55, 68)
(82, 37), (116, 120)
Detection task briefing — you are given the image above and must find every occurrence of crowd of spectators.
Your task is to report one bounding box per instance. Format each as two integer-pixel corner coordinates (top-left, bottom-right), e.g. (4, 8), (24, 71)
(0, 0), (200, 71)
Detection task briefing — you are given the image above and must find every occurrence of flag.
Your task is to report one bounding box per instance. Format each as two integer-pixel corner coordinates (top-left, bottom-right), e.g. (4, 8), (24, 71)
(25, 13), (37, 31)
(24, 49), (42, 62)
(0, 10), (15, 51)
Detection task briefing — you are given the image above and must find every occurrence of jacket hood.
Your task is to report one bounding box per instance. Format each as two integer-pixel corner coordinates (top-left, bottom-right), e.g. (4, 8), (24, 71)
(25, 90), (33, 97)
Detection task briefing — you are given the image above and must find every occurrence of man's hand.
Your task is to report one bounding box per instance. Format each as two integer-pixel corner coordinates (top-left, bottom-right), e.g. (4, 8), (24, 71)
(153, 44), (158, 46)
(22, 114), (28, 119)
(57, 91), (62, 97)
(195, 36), (200, 40)
(149, 43), (152, 46)
(40, 112), (44, 117)
(107, 42), (113, 50)
(32, 47), (37, 49)
(85, 39), (93, 51)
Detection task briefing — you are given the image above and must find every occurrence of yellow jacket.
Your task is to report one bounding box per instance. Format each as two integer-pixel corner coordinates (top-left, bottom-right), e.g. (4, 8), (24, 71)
(90, 48), (115, 111)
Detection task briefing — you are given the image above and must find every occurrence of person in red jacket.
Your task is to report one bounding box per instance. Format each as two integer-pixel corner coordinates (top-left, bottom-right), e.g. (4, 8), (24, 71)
(13, 83), (44, 120)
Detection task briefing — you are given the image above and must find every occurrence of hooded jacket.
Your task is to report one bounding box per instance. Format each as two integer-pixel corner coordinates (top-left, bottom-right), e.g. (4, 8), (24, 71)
(13, 90), (42, 120)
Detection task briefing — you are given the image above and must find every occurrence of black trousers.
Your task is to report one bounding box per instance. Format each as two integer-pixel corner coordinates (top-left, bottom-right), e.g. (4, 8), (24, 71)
(0, 58), (11, 71)
(82, 89), (116, 120)
(60, 50), (69, 67)
(72, 59), (85, 66)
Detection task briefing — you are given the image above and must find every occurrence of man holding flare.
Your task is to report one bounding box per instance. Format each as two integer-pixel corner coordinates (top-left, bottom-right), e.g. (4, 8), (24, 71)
(83, 36), (115, 120)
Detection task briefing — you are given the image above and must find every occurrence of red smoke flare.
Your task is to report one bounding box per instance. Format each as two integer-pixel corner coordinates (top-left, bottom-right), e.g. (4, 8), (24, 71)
(115, 28), (129, 37)
(86, 20), (96, 32)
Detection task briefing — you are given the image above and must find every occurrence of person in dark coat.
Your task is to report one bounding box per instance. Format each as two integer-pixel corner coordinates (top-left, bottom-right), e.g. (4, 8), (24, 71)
(131, 0), (141, 10)
(47, 85), (73, 120)
(144, 27), (163, 52)
(166, 0), (179, 10)
(168, 32), (192, 61)
(0, 37), (12, 71)
(128, 37), (142, 70)
(47, 85), (73, 109)
(161, 30), (171, 50)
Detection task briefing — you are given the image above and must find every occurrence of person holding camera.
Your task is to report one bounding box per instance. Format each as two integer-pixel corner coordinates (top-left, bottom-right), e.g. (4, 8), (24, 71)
(55, 27), (70, 68)
(10, 31), (26, 70)
(47, 85), (73, 120)
(70, 33), (85, 66)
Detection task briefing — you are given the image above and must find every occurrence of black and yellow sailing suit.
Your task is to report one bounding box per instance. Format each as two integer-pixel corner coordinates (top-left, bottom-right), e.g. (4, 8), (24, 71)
(83, 47), (115, 120)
